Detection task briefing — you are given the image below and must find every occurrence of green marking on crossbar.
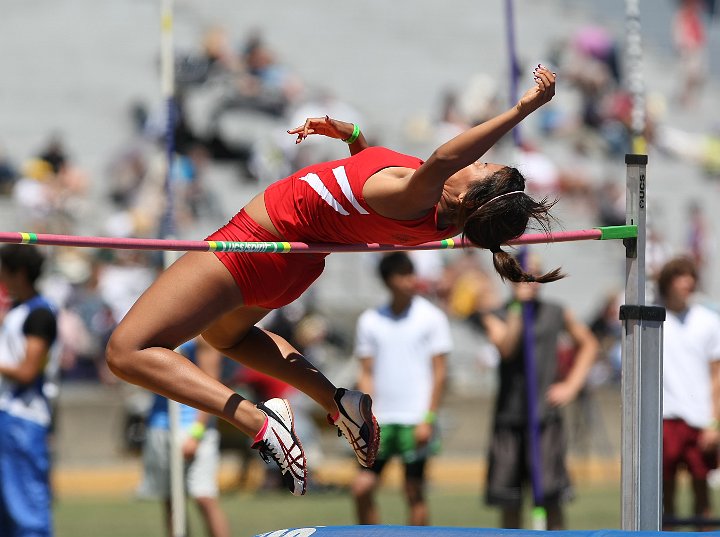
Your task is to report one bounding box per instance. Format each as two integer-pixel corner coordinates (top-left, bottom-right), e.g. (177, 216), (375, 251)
(596, 225), (637, 240)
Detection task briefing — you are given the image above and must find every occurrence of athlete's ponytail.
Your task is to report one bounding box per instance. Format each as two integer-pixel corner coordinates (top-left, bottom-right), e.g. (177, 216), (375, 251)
(458, 166), (565, 283)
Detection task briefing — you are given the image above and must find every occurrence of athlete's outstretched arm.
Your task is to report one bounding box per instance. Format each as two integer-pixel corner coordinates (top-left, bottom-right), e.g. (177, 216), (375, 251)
(287, 116), (369, 155)
(407, 65), (556, 207)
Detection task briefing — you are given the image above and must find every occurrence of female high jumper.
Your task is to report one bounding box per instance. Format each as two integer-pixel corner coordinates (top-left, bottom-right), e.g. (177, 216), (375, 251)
(107, 66), (561, 496)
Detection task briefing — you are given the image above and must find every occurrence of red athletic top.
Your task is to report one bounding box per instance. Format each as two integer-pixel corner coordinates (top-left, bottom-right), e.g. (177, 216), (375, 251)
(264, 146), (459, 244)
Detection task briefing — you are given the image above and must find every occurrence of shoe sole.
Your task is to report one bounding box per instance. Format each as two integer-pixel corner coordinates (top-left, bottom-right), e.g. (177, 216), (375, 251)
(359, 393), (380, 468)
(265, 398), (308, 496)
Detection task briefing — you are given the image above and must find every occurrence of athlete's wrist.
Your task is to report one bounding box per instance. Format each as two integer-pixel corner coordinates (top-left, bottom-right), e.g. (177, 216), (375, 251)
(343, 124), (361, 144)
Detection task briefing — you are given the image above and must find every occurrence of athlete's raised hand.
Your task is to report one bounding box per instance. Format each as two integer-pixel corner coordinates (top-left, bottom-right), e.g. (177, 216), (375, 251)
(516, 64), (556, 116)
(287, 115), (355, 144)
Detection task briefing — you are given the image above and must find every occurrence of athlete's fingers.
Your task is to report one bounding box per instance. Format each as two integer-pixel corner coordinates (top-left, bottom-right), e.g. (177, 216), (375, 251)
(533, 67), (549, 89)
(534, 66), (555, 95)
(539, 68), (556, 99)
(536, 71), (552, 90)
(295, 128), (317, 144)
(537, 65), (556, 85)
(303, 118), (314, 138)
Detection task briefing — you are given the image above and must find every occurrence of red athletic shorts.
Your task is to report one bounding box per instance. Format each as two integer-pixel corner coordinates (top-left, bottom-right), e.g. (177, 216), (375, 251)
(205, 209), (327, 309)
(663, 418), (718, 481)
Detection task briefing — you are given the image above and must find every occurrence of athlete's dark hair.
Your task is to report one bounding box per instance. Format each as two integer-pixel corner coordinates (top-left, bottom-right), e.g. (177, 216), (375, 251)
(378, 251), (415, 283)
(0, 244), (45, 285)
(457, 166), (564, 283)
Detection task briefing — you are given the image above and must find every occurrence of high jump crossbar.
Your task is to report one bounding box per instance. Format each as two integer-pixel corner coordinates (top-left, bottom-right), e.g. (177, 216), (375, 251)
(0, 225), (636, 254)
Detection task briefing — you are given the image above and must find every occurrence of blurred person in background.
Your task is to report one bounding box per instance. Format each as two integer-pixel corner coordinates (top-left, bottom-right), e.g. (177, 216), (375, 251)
(479, 254), (598, 530)
(685, 200), (712, 289)
(59, 254), (118, 384)
(0, 145), (19, 196)
(672, 0), (709, 107)
(138, 336), (231, 537)
(0, 244), (58, 537)
(439, 249), (501, 320)
(588, 289), (623, 383)
(657, 256), (720, 529)
(351, 252), (450, 526)
(513, 141), (595, 212)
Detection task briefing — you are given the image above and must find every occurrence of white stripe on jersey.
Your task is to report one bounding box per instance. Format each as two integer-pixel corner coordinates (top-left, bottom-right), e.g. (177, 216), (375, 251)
(299, 172), (350, 215)
(332, 166), (369, 215)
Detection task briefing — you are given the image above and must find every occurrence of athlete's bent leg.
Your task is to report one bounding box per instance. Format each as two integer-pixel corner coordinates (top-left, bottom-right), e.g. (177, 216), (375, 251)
(203, 309), (379, 468)
(202, 309), (338, 413)
(106, 252), (265, 436)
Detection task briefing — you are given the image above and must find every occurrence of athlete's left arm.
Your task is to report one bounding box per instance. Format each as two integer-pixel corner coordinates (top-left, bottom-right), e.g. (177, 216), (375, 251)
(287, 116), (369, 155)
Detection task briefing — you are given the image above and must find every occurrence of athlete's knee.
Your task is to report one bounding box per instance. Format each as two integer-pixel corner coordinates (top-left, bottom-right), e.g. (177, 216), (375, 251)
(105, 327), (141, 380)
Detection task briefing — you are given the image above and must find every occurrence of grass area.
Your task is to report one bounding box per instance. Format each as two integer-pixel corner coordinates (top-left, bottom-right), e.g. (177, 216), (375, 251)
(55, 484), (624, 537)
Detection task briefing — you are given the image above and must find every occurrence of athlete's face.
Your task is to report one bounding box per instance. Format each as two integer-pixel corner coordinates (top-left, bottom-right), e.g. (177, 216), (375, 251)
(473, 161), (505, 178)
(453, 161), (506, 196)
(466, 161), (505, 183)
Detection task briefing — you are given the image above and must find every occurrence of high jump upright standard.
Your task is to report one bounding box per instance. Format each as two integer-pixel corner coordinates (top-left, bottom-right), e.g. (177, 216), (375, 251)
(620, 153), (664, 531)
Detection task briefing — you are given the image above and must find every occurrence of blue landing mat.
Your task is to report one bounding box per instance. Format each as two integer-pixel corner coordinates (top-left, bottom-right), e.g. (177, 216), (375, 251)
(254, 527), (712, 537)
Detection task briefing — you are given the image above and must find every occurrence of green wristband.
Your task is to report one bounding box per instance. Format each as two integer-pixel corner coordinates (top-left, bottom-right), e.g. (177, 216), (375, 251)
(508, 301), (522, 314)
(424, 411), (437, 424)
(343, 124), (361, 144)
(188, 422), (206, 441)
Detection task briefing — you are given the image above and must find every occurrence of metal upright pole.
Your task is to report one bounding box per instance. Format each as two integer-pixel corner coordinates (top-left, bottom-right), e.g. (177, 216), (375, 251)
(620, 154), (664, 531)
(160, 0), (186, 536)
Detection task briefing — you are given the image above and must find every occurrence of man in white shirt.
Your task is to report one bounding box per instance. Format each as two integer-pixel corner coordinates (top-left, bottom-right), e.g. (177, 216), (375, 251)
(351, 252), (451, 526)
(659, 256), (720, 527)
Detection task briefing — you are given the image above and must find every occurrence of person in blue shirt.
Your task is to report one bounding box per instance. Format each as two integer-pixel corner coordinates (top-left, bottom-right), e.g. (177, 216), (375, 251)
(0, 244), (58, 537)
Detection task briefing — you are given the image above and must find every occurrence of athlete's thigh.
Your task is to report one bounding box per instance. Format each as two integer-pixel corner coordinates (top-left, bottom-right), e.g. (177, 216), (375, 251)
(114, 251), (244, 350)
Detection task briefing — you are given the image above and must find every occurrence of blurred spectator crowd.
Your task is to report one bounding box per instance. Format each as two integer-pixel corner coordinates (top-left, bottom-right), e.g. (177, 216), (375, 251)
(0, 7), (718, 486)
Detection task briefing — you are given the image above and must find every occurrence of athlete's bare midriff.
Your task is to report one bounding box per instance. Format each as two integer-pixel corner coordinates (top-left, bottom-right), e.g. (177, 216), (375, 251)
(244, 166), (422, 241)
(244, 193), (282, 238)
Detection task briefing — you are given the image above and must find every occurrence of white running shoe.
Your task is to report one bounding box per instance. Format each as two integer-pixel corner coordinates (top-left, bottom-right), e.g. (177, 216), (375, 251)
(329, 388), (380, 468)
(252, 398), (307, 496)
